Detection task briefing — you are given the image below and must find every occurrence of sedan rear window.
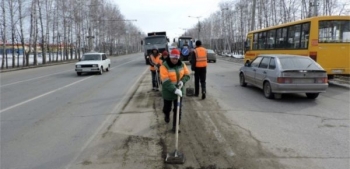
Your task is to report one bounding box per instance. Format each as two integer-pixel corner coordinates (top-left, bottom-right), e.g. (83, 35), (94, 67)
(279, 57), (321, 70)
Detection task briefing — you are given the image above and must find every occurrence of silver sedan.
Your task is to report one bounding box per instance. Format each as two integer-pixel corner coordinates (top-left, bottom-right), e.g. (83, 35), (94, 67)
(239, 54), (328, 99)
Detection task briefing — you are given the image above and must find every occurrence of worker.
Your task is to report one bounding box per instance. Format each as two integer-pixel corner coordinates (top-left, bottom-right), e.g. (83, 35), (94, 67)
(149, 46), (162, 91)
(190, 40), (207, 99)
(161, 50), (168, 62)
(160, 48), (190, 133)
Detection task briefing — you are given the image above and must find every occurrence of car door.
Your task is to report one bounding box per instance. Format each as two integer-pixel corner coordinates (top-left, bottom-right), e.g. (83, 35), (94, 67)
(102, 54), (108, 68)
(255, 57), (270, 88)
(245, 56), (263, 86)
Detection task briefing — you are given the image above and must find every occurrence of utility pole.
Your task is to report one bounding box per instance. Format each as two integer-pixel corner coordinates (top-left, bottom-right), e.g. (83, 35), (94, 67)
(309, 0), (318, 17)
(86, 27), (94, 52)
(189, 16), (201, 40)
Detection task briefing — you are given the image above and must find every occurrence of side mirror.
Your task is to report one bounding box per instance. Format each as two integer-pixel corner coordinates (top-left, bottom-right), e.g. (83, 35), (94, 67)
(244, 60), (250, 67)
(141, 40), (143, 45)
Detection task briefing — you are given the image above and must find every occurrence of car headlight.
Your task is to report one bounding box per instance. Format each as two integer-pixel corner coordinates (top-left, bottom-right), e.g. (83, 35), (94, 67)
(76, 65), (81, 68)
(92, 64), (98, 67)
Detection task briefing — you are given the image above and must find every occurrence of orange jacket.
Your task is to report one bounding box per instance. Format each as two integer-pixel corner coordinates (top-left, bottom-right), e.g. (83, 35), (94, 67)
(149, 53), (162, 71)
(193, 47), (208, 67)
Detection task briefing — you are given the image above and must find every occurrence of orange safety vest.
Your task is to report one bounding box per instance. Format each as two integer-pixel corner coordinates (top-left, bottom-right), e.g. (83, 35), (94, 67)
(150, 54), (162, 71)
(194, 47), (208, 68)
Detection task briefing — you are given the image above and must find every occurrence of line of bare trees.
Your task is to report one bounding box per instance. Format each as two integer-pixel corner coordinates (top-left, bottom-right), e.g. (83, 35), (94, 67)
(1, 0), (142, 69)
(184, 0), (350, 54)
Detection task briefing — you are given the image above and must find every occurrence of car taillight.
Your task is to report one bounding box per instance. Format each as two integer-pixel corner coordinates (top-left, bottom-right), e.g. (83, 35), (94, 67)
(277, 77), (292, 83)
(315, 77), (328, 83)
(309, 51), (317, 61)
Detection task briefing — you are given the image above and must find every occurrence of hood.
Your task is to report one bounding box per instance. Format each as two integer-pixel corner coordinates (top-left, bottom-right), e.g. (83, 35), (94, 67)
(76, 61), (100, 65)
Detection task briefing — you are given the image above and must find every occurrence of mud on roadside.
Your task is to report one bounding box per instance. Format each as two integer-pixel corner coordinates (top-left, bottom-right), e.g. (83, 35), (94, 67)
(70, 75), (284, 169)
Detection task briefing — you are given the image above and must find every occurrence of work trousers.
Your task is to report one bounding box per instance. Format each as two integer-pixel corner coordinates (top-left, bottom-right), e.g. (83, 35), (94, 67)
(194, 67), (207, 95)
(150, 70), (159, 88)
(163, 98), (183, 127)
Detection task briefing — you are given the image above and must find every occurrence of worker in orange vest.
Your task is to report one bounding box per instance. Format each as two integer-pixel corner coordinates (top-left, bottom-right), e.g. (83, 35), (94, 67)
(190, 40), (208, 99)
(149, 46), (162, 91)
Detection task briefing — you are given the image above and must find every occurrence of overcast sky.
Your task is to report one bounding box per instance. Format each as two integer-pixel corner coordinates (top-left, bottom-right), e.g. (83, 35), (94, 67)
(113, 0), (223, 41)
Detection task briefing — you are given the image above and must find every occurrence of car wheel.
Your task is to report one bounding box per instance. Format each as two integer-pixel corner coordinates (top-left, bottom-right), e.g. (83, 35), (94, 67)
(106, 64), (110, 72)
(306, 93), (319, 99)
(77, 72), (82, 76)
(99, 66), (103, 75)
(239, 73), (247, 87)
(213, 60), (216, 63)
(263, 81), (274, 99)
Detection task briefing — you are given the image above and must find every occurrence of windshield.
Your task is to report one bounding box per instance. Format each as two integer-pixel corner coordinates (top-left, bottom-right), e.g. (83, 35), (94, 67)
(279, 57), (322, 70)
(144, 37), (167, 45)
(82, 55), (101, 61)
(178, 39), (193, 48)
(319, 20), (350, 43)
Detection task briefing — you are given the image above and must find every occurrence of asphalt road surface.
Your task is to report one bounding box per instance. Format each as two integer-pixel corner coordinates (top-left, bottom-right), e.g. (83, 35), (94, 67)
(1, 53), (349, 169)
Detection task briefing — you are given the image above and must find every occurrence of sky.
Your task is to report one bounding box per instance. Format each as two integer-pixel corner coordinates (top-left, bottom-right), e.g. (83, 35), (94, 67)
(113, 0), (224, 41)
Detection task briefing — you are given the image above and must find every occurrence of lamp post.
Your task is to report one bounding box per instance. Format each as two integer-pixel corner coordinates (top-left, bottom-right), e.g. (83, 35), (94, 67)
(188, 16), (201, 40)
(179, 28), (188, 36)
(221, 7), (229, 52)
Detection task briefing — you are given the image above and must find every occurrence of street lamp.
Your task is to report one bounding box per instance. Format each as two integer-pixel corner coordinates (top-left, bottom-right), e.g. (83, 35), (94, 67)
(221, 7), (229, 52)
(179, 28), (188, 36)
(188, 16), (201, 40)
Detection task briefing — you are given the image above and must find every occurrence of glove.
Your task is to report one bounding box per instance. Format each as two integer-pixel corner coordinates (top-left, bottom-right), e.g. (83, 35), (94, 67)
(174, 89), (182, 97)
(156, 63), (161, 67)
(177, 81), (183, 89)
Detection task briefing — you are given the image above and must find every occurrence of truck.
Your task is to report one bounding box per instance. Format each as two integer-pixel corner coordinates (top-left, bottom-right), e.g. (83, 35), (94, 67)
(141, 32), (169, 65)
(177, 36), (195, 63)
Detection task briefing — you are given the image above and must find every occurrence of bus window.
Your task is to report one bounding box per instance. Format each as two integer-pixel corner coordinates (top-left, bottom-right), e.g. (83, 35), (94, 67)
(253, 33), (258, 50)
(301, 23), (310, 49)
(267, 30), (276, 49)
(291, 24), (301, 49)
(258, 32), (267, 49)
(319, 20), (350, 43)
(276, 28), (282, 49)
(282, 27), (288, 48)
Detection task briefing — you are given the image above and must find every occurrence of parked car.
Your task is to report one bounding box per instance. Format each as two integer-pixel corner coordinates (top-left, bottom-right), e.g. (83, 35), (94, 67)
(239, 54), (328, 99)
(207, 49), (217, 63)
(75, 52), (111, 76)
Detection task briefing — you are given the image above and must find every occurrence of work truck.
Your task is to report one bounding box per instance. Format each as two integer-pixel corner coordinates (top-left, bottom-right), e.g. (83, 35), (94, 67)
(141, 32), (169, 65)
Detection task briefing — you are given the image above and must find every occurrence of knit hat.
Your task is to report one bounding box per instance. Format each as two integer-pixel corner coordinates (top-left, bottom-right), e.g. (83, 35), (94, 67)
(169, 49), (180, 59)
(162, 50), (168, 56)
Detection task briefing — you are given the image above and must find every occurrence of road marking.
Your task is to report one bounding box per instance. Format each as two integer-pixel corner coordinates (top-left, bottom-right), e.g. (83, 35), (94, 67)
(0, 59), (138, 88)
(1, 70), (72, 87)
(0, 77), (93, 114)
(64, 68), (148, 169)
(0, 59), (140, 114)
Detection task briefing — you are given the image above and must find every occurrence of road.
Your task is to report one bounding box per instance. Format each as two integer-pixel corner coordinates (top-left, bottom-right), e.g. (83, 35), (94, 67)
(1, 53), (349, 169)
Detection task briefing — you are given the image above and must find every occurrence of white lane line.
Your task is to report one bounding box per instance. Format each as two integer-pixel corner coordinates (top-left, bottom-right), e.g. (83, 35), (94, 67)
(64, 68), (148, 169)
(1, 70), (72, 87)
(0, 58), (139, 88)
(0, 59), (140, 114)
(0, 76), (94, 114)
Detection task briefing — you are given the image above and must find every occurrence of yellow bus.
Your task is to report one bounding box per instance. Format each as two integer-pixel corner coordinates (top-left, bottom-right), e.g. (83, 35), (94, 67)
(244, 16), (350, 79)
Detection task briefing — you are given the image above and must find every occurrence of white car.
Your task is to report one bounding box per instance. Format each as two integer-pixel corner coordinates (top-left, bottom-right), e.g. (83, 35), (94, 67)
(75, 52), (111, 76)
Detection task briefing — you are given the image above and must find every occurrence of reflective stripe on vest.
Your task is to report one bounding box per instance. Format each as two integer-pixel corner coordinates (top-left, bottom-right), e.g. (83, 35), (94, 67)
(194, 47), (208, 67)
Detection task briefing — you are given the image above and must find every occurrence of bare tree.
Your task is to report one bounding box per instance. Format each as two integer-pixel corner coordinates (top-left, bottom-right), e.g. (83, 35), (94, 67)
(1, 0), (7, 69)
